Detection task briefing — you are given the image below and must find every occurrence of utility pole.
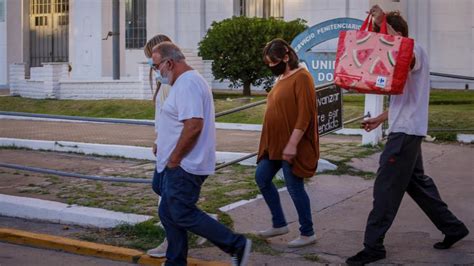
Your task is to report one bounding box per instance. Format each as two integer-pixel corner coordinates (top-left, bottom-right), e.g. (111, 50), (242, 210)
(112, 0), (120, 80)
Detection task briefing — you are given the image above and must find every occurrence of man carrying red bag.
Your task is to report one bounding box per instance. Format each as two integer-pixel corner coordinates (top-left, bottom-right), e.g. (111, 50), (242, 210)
(346, 5), (469, 265)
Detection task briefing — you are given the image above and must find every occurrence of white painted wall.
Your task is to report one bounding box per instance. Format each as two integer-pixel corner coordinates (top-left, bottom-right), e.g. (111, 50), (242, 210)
(144, 0), (229, 49)
(9, 62), (152, 100)
(69, 0), (103, 79)
(285, 0), (369, 26)
(428, 0), (474, 89)
(143, 0), (232, 51)
(59, 80), (142, 99)
(204, 0), (233, 33)
(124, 50), (145, 77)
(0, 0), (6, 87)
(153, 0), (177, 43)
(147, 0), (163, 40)
(175, 1), (204, 49)
(4, 0), (25, 87)
(429, 0), (471, 74)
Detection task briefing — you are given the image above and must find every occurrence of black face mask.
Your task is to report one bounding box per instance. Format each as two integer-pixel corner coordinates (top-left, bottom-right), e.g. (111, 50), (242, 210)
(269, 60), (287, 76)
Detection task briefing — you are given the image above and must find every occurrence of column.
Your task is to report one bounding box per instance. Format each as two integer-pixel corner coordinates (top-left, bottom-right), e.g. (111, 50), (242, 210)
(69, 0), (103, 79)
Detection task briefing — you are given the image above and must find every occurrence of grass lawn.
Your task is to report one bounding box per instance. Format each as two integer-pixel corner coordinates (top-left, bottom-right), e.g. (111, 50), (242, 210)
(0, 98), (156, 119)
(1, 89), (473, 133)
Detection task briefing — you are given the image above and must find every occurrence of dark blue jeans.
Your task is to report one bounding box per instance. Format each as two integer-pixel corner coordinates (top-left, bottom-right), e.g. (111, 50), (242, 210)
(158, 166), (246, 266)
(255, 157), (314, 236)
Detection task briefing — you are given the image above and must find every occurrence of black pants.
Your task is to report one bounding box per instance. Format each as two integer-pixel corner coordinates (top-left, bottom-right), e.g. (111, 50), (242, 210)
(363, 133), (466, 254)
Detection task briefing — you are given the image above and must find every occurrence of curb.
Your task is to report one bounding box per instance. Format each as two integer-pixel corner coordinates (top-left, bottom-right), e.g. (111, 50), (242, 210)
(0, 227), (229, 266)
(0, 194), (152, 228)
(0, 137), (256, 165)
(0, 137), (337, 170)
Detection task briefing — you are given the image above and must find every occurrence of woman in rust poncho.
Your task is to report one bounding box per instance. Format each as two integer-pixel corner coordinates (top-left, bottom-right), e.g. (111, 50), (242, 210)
(255, 38), (319, 248)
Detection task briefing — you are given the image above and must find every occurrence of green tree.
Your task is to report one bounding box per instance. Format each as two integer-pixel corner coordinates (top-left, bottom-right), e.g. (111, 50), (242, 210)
(199, 16), (307, 96)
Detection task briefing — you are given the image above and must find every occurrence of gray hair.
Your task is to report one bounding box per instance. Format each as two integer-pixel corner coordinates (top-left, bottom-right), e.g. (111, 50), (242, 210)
(152, 41), (185, 62)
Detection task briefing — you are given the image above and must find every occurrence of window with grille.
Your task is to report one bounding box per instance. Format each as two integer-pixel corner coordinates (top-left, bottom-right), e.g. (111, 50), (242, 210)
(58, 15), (68, 25)
(29, 0), (69, 67)
(31, 0), (52, 14)
(34, 16), (48, 26)
(55, 0), (68, 13)
(125, 0), (147, 49)
(0, 0), (6, 22)
(240, 0), (283, 19)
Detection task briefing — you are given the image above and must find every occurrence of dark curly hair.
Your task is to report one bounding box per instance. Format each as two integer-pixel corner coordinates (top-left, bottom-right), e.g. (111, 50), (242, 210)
(374, 11), (409, 37)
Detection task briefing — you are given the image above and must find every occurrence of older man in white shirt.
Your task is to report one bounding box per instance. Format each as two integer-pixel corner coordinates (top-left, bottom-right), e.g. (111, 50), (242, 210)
(151, 41), (251, 266)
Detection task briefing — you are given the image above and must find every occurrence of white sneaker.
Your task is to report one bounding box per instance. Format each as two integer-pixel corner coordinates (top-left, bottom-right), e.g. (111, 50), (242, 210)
(425, 135), (436, 142)
(196, 213), (219, 245)
(287, 235), (316, 248)
(147, 239), (168, 258)
(256, 226), (289, 239)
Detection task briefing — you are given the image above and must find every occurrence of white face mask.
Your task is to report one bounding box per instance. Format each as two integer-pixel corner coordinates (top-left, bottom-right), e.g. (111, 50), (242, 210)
(151, 58), (170, 85)
(155, 69), (170, 85)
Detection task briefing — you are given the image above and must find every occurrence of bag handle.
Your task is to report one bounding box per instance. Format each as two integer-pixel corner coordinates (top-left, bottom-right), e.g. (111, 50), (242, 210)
(360, 13), (388, 34)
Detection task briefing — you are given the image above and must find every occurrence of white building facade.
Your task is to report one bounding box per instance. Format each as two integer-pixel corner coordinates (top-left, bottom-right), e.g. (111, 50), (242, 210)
(1, 0), (473, 91)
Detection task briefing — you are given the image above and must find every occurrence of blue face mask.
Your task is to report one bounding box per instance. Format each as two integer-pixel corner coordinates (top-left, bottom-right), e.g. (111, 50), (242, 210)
(150, 58), (170, 85)
(155, 69), (170, 85)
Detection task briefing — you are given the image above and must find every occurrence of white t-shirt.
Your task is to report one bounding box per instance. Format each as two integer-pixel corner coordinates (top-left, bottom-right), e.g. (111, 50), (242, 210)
(156, 70), (216, 175)
(154, 84), (171, 142)
(387, 42), (429, 137)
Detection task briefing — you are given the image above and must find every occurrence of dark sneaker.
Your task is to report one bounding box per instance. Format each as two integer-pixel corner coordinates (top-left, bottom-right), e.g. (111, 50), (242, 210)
(346, 250), (386, 265)
(231, 239), (252, 266)
(434, 226), (469, 249)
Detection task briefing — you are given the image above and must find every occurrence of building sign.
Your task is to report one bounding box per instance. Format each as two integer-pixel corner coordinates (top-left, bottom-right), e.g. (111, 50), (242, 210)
(316, 85), (343, 135)
(291, 18), (363, 135)
(291, 18), (363, 86)
(304, 52), (337, 85)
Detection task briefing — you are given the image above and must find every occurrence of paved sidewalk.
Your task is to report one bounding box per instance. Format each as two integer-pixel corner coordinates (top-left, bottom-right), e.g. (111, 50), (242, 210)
(224, 142), (474, 264)
(0, 118), (360, 152)
(1, 117), (472, 264)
